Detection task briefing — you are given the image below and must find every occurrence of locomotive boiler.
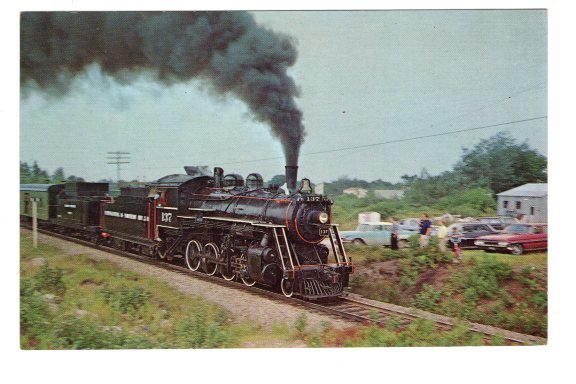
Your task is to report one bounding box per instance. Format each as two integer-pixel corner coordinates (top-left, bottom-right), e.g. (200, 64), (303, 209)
(100, 165), (353, 299)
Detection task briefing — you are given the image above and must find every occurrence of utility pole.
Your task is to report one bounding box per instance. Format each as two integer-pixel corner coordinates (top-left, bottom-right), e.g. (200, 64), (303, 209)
(107, 151), (131, 183)
(31, 197), (39, 248)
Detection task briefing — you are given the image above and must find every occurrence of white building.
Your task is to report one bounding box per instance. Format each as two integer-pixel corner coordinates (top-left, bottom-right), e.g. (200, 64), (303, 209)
(373, 189), (405, 199)
(343, 187), (368, 198)
(496, 183), (547, 223)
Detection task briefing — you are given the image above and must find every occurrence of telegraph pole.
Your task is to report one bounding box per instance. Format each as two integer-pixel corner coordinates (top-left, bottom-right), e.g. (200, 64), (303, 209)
(31, 197), (39, 248)
(107, 151), (131, 182)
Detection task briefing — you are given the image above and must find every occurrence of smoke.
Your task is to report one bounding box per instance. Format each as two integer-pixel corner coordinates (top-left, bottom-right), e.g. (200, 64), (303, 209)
(21, 11), (304, 165)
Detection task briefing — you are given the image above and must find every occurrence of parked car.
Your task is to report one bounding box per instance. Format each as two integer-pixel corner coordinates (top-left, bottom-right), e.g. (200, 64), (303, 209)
(474, 223), (548, 255)
(447, 223), (500, 249)
(398, 218), (439, 236)
(339, 222), (412, 248)
(476, 216), (519, 231)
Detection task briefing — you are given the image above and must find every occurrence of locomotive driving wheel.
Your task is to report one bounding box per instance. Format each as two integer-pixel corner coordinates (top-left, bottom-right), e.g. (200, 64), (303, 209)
(280, 277), (294, 298)
(203, 243), (219, 276)
(241, 276), (256, 287)
(185, 240), (202, 271)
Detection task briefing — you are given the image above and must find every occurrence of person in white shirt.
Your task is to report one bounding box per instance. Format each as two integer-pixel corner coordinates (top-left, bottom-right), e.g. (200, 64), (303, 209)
(437, 221), (448, 252)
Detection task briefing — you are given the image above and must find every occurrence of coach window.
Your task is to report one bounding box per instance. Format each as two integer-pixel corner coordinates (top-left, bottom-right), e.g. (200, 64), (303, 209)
(516, 201), (522, 209)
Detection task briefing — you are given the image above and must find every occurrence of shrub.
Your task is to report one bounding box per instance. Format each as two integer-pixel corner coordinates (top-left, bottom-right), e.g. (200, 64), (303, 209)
(34, 264), (66, 296)
(461, 259), (511, 299)
(295, 313), (308, 336)
(101, 285), (150, 314)
(412, 284), (442, 312)
(176, 311), (234, 348)
(20, 278), (51, 341)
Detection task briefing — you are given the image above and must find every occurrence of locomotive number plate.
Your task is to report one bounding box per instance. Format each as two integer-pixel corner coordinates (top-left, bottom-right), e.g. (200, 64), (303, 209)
(304, 195), (321, 202)
(319, 228), (330, 236)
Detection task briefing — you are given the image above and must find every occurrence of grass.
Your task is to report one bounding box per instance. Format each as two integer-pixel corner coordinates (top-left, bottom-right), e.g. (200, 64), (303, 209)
(461, 249), (547, 266)
(20, 235), (295, 349)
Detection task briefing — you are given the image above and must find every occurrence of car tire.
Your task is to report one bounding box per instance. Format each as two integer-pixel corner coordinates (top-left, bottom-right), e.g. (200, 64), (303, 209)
(352, 239), (365, 245)
(510, 244), (524, 255)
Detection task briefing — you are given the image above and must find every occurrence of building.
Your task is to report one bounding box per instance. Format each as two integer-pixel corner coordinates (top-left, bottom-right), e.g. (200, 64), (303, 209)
(496, 183), (547, 223)
(343, 187), (368, 198)
(373, 189), (405, 199)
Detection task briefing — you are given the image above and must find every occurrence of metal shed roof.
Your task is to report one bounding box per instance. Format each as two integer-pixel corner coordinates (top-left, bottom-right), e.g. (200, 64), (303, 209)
(20, 184), (63, 192)
(497, 183), (548, 197)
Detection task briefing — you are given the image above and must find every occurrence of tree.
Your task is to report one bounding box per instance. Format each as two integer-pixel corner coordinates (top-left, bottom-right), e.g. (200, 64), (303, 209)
(20, 162), (31, 183)
(51, 167), (66, 183)
(454, 132), (547, 194)
(267, 174), (286, 186)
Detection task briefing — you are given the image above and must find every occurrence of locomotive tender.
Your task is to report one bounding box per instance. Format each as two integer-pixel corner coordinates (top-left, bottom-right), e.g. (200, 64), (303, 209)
(21, 166), (353, 299)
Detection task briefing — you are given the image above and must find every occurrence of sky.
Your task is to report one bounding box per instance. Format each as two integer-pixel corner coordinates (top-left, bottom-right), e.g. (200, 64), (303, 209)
(19, 9), (547, 184)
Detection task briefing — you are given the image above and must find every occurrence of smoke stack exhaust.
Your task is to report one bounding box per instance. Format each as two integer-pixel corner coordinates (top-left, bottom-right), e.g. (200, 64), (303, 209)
(285, 165), (298, 194)
(20, 12), (305, 167)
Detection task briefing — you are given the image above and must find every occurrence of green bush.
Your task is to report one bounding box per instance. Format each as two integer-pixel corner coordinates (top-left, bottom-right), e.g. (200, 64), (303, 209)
(412, 284), (442, 312)
(34, 264), (66, 296)
(461, 259), (512, 299)
(20, 278), (51, 341)
(176, 311), (234, 348)
(101, 285), (150, 313)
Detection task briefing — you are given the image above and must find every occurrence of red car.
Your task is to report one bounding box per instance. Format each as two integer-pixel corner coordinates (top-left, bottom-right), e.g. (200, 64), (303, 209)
(474, 223), (547, 255)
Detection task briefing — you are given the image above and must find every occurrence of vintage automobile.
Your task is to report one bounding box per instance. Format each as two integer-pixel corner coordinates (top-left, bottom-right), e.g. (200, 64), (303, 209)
(474, 223), (548, 255)
(398, 218), (439, 236)
(476, 216), (519, 231)
(447, 222), (500, 249)
(339, 222), (412, 248)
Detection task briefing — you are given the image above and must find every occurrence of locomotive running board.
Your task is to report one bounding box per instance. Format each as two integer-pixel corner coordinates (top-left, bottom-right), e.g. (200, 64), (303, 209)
(203, 216), (286, 228)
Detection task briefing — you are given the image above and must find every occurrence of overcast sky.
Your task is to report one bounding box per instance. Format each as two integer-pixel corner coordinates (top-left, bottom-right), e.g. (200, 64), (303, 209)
(20, 10), (547, 183)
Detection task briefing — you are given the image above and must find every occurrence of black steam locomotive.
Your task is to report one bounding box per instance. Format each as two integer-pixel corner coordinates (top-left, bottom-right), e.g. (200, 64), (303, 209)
(21, 166), (353, 299)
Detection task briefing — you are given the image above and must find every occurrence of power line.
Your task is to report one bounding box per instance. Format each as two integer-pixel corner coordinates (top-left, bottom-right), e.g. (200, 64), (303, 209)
(107, 151), (131, 182)
(217, 115), (547, 166)
(44, 115), (547, 175)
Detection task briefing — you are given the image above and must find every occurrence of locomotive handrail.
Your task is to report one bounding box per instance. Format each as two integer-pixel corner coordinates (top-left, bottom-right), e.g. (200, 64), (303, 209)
(203, 216), (287, 228)
(272, 228), (288, 272)
(280, 227), (297, 278)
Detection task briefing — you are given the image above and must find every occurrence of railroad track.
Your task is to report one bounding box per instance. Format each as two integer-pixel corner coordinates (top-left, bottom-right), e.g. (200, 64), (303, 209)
(21, 225), (546, 346)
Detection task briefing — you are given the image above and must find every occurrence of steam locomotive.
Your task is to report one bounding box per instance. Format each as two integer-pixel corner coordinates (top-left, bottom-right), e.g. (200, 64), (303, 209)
(20, 166), (353, 299)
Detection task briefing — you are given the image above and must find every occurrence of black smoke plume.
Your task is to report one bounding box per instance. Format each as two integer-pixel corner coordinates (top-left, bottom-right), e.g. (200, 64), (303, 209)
(21, 11), (305, 165)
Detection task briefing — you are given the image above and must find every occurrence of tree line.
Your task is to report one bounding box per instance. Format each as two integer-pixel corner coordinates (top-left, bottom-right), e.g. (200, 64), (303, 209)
(20, 161), (85, 184)
(22, 132), (547, 212)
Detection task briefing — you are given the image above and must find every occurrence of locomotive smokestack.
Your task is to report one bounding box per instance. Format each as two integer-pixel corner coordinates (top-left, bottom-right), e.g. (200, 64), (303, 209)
(285, 165), (298, 194)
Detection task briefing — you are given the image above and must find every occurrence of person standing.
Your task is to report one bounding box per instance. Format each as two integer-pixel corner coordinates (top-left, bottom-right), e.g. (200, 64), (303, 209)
(391, 217), (399, 250)
(437, 221), (448, 252)
(419, 213), (432, 248)
(449, 226), (463, 263)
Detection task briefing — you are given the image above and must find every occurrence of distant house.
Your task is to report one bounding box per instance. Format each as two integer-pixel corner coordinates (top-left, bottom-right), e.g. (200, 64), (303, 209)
(343, 187), (368, 198)
(373, 189), (404, 199)
(497, 183), (547, 223)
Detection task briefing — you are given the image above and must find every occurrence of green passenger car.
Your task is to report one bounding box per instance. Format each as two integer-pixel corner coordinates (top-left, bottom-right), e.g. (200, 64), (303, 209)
(20, 184), (65, 221)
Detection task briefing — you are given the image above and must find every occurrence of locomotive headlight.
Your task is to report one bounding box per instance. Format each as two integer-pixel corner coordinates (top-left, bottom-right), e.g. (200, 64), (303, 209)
(318, 212), (329, 224)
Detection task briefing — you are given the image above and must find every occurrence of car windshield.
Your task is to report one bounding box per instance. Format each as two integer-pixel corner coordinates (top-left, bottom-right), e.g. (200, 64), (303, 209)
(503, 224), (531, 234)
